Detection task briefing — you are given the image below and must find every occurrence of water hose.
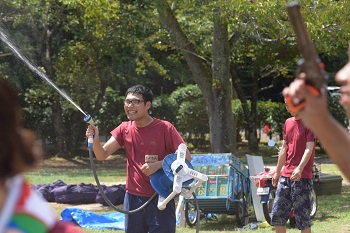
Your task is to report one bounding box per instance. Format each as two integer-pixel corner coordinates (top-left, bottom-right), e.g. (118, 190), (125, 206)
(84, 115), (201, 232)
(84, 115), (156, 214)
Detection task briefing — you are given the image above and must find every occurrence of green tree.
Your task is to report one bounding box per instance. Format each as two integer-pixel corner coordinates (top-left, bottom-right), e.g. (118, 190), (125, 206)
(156, 0), (349, 152)
(2, 0), (350, 156)
(170, 84), (210, 150)
(1, 0), (188, 155)
(0, 0), (84, 156)
(155, 0), (236, 153)
(151, 94), (177, 124)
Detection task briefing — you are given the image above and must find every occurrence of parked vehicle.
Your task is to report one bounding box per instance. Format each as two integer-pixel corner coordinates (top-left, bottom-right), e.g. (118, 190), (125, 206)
(182, 153), (251, 228)
(251, 164), (319, 226)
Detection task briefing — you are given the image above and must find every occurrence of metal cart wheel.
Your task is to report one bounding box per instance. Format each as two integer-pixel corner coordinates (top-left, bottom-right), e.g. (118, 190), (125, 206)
(184, 199), (198, 227)
(262, 187), (276, 225)
(235, 191), (249, 227)
(310, 188), (317, 219)
(235, 179), (250, 227)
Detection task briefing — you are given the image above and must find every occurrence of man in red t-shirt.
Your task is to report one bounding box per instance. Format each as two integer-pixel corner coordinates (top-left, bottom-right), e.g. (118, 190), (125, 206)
(270, 102), (315, 233)
(86, 85), (191, 233)
(264, 120), (272, 139)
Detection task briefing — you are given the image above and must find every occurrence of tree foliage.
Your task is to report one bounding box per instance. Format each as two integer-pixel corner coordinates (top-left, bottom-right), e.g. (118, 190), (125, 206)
(1, 0), (350, 156)
(170, 85), (209, 147)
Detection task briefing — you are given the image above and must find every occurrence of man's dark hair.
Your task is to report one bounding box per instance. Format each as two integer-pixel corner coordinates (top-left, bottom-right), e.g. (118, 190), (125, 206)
(125, 85), (153, 103)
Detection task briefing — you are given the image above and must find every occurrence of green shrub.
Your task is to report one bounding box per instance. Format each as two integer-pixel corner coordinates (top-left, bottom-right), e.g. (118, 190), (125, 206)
(170, 85), (210, 149)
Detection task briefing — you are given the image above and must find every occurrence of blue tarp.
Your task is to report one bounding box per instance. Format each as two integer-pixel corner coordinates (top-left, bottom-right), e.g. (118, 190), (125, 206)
(61, 208), (125, 230)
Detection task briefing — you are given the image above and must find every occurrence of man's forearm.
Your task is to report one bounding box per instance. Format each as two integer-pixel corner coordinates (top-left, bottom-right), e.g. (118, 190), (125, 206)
(275, 143), (286, 174)
(155, 160), (163, 170)
(275, 152), (286, 174)
(297, 149), (312, 171)
(297, 141), (314, 171)
(311, 115), (350, 180)
(92, 137), (108, 160)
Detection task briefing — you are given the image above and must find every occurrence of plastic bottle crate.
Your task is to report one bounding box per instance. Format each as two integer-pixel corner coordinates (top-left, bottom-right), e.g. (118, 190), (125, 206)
(191, 153), (247, 198)
(192, 165), (230, 197)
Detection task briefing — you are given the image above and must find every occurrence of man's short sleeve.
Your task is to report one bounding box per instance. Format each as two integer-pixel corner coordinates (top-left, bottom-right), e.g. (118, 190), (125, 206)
(110, 122), (127, 147)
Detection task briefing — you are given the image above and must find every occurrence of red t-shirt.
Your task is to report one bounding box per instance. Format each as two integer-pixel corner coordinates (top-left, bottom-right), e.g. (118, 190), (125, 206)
(111, 118), (185, 197)
(264, 124), (270, 134)
(281, 117), (315, 179)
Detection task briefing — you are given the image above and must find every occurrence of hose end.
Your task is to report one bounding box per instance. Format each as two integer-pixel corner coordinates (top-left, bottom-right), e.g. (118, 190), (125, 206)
(84, 114), (94, 148)
(87, 137), (93, 149)
(84, 114), (94, 125)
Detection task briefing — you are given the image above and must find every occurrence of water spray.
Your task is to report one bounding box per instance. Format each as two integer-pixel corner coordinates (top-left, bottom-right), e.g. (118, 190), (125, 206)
(0, 27), (87, 117)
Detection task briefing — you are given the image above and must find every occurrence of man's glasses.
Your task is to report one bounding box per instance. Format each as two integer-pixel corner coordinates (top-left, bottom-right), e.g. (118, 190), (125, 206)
(124, 99), (145, 106)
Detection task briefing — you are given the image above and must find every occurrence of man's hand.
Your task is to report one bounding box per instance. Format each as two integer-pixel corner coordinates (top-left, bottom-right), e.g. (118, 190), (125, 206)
(272, 172), (281, 187)
(141, 161), (162, 176)
(291, 167), (302, 181)
(86, 124), (99, 138)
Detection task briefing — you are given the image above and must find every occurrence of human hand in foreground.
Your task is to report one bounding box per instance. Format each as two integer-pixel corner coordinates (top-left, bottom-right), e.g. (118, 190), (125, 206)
(282, 73), (330, 130)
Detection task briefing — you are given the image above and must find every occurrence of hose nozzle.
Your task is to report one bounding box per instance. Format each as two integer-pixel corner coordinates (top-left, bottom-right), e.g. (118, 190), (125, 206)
(84, 114), (94, 125)
(84, 114), (94, 148)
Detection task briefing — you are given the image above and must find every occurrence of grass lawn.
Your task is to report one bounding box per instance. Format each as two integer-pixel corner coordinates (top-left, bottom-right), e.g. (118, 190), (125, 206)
(25, 143), (350, 233)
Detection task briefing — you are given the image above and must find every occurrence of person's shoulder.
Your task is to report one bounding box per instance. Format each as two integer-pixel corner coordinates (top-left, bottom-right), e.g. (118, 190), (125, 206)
(152, 118), (176, 129)
(119, 120), (134, 127)
(153, 118), (173, 125)
(112, 121), (134, 134)
(285, 117), (295, 123)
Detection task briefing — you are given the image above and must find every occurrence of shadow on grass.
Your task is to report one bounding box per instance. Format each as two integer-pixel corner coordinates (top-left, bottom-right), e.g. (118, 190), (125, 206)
(196, 215), (242, 231)
(313, 185), (350, 223)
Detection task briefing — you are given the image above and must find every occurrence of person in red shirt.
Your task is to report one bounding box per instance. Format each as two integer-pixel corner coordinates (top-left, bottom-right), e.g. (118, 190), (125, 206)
(282, 45), (350, 182)
(86, 85), (191, 233)
(270, 101), (315, 233)
(264, 120), (272, 139)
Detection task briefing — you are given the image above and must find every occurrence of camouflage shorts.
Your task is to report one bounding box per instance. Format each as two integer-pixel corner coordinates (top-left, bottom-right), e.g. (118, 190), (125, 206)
(271, 176), (313, 230)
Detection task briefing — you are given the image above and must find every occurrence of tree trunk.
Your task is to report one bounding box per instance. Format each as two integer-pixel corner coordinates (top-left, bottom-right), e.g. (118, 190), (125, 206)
(155, 0), (236, 153)
(231, 65), (259, 151)
(51, 100), (68, 155)
(247, 74), (259, 151)
(210, 8), (236, 153)
(34, 11), (69, 156)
